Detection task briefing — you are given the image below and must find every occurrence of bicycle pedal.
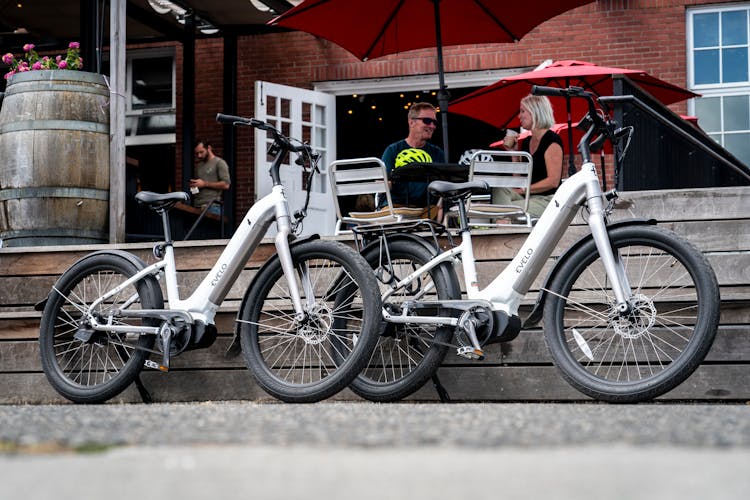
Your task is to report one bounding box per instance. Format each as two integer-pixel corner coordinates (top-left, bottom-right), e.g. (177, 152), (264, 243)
(456, 346), (485, 360)
(144, 359), (169, 372)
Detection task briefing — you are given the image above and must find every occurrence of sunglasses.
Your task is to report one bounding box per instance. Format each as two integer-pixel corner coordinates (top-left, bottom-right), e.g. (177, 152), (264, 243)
(412, 117), (438, 126)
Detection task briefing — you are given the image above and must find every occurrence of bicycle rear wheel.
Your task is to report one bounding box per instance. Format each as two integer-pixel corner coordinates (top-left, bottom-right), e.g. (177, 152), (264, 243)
(543, 225), (720, 402)
(238, 240), (381, 402)
(39, 252), (163, 403)
(352, 238), (461, 402)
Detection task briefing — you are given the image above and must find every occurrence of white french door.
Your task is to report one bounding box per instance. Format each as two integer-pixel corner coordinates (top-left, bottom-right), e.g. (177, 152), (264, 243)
(254, 81), (336, 236)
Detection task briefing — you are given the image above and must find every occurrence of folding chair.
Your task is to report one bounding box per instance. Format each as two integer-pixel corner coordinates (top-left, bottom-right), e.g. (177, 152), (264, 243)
(465, 149), (535, 227)
(329, 157), (423, 235)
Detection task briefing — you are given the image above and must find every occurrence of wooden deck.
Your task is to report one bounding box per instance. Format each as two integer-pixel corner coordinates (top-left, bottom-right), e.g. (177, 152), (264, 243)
(1, 186), (748, 404)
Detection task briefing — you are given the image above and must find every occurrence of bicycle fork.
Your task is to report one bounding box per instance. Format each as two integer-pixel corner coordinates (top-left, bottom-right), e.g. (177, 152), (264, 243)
(586, 191), (633, 313)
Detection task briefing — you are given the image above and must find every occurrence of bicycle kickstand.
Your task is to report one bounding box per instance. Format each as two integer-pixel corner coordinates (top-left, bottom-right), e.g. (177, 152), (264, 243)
(432, 373), (451, 403)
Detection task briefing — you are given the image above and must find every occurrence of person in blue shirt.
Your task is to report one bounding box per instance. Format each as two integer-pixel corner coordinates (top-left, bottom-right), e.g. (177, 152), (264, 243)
(381, 102), (445, 219)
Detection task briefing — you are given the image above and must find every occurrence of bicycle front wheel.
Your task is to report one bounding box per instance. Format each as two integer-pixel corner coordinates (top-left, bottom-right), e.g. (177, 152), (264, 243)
(543, 225), (720, 402)
(238, 240), (381, 403)
(39, 253), (163, 404)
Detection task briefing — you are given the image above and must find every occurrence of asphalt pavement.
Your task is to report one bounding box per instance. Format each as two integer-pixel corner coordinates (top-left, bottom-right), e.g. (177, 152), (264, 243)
(1, 401), (749, 499)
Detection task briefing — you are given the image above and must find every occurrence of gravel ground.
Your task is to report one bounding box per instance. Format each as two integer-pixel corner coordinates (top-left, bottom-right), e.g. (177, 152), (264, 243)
(1, 401), (748, 500)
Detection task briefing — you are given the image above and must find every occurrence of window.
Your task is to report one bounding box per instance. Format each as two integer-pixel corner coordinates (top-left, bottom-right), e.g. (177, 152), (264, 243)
(104, 49), (176, 146)
(688, 5), (750, 165)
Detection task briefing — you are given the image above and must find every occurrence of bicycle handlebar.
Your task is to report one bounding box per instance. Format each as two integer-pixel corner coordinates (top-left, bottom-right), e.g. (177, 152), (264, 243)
(215, 113), (312, 154)
(530, 85), (623, 164)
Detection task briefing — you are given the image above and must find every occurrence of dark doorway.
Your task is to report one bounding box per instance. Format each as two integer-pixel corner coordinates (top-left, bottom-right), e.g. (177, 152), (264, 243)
(335, 87), (502, 163)
(125, 143), (175, 240)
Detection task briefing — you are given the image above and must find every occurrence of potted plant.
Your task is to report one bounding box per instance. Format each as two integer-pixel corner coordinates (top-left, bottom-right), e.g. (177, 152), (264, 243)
(0, 43), (110, 247)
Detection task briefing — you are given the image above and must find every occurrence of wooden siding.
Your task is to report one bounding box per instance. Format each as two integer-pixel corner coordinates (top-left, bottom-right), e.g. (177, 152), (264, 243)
(1, 186), (748, 403)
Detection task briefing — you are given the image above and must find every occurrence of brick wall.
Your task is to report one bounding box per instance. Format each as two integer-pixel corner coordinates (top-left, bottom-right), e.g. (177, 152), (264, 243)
(181, 0), (740, 217)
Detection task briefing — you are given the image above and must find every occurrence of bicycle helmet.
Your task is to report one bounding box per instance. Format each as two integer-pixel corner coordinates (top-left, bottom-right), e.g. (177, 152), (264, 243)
(394, 148), (432, 168)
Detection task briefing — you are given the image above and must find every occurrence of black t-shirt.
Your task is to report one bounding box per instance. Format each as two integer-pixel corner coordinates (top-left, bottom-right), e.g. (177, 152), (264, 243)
(521, 130), (563, 196)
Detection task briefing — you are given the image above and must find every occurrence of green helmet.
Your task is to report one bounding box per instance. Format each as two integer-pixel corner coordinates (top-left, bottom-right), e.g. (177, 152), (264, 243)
(394, 148), (432, 168)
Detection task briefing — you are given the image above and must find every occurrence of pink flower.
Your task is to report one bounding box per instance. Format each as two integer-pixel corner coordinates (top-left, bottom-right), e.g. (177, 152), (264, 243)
(4, 70), (15, 80)
(32, 61), (42, 70)
(2, 53), (13, 65)
(68, 42), (80, 49)
(57, 60), (68, 69)
(55, 55), (62, 62)
(23, 43), (35, 52)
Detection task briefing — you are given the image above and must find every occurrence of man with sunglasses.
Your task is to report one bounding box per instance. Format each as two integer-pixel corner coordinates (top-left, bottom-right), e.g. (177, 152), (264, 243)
(381, 102), (445, 219)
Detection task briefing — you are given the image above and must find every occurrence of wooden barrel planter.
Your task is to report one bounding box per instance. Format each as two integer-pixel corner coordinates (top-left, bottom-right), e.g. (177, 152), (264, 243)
(0, 70), (110, 247)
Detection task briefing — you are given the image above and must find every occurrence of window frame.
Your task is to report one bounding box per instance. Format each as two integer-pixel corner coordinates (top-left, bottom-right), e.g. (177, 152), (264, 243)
(687, 4), (750, 165)
(123, 47), (176, 147)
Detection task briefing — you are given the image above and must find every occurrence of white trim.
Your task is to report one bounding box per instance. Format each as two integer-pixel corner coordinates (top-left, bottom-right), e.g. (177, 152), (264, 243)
(313, 68), (533, 95)
(125, 133), (176, 146)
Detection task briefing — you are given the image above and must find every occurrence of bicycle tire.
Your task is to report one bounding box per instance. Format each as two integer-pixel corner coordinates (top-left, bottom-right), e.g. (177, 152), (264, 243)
(39, 253), (162, 404)
(238, 239), (381, 402)
(543, 225), (720, 402)
(351, 238), (461, 402)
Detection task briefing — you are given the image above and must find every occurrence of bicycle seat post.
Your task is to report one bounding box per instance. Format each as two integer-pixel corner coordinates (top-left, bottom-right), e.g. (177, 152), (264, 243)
(455, 196), (471, 232)
(157, 208), (174, 245)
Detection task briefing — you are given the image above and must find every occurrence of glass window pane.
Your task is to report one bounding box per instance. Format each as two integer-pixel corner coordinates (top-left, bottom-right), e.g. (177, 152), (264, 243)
(694, 12), (719, 47)
(724, 132), (750, 165)
(315, 104), (326, 125)
(131, 57), (173, 110)
(722, 47), (748, 82)
(723, 95), (750, 131)
(694, 49), (720, 84)
(136, 115), (176, 135)
(695, 96), (721, 132)
(722, 10), (747, 45)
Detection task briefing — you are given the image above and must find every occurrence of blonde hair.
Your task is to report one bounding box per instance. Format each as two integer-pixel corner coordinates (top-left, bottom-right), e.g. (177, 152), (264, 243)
(520, 95), (555, 130)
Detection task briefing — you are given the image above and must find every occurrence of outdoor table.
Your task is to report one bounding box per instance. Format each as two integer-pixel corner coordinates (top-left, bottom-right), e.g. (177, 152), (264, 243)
(390, 162), (468, 182)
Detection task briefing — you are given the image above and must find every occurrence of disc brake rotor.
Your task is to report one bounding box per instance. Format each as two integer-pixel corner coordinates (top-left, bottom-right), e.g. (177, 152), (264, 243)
(610, 294), (657, 340)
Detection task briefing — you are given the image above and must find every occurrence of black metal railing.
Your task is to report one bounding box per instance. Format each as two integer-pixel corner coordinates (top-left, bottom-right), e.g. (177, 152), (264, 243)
(606, 76), (750, 190)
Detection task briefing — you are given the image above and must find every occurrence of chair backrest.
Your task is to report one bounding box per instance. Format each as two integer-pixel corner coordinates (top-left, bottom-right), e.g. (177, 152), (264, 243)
(329, 157), (400, 234)
(468, 149), (534, 210)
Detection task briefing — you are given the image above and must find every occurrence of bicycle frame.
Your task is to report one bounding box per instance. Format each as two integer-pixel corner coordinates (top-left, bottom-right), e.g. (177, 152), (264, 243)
(83, 184), (306, 334)
(382, 160), (632, 324)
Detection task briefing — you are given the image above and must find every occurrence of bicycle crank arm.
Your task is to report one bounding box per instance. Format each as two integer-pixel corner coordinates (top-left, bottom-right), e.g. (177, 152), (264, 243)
(398, 330), (485, 360)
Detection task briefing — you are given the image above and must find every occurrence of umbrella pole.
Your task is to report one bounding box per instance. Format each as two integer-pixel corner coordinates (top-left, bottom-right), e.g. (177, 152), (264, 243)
(432, 0), (450, 161)
(565, 77), (575, 176)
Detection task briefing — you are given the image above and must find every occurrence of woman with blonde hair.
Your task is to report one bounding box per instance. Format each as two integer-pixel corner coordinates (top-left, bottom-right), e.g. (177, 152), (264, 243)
(496, 94), (563, 218)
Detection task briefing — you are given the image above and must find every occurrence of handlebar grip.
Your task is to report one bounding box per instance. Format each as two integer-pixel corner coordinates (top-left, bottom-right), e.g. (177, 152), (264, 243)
(215, 113), (262, 127)
(531, 85), (569, 97)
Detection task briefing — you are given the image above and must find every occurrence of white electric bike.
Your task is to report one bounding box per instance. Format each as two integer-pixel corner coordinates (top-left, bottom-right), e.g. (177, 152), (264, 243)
(38, 114), (382, 404)
(350, 86), (720, 403)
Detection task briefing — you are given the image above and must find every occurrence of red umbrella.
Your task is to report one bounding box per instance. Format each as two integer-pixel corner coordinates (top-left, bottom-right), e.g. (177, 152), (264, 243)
(450, 60), (698, 171)
(450, 60), (698, 129)
(270, 1), (595, 160)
